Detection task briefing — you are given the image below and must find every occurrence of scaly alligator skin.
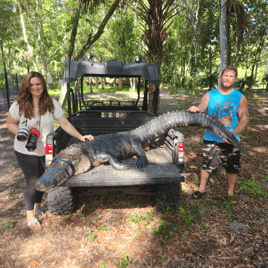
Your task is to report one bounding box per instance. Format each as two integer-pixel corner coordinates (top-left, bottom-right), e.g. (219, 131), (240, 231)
(36, 111), (245, 192)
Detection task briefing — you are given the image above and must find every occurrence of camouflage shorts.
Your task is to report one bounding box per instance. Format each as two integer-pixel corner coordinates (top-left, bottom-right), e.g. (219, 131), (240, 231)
(201, 140), (241, 174)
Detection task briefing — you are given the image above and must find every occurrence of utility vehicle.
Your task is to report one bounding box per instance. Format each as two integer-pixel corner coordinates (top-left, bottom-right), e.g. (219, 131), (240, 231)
(45, 55), (185, 214)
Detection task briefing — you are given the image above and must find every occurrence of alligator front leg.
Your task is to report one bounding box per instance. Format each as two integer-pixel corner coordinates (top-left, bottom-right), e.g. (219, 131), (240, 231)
(94, 152), (130, 170)
(130, 136), (147, 169)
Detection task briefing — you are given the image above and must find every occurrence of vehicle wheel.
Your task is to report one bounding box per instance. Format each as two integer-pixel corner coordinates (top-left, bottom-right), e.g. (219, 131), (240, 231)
(47, 187), (74, 215)
(156, 182), (181, 212)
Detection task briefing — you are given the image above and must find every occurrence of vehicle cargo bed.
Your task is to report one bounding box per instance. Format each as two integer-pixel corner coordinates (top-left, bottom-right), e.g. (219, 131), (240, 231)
(61, 146), (184, 187)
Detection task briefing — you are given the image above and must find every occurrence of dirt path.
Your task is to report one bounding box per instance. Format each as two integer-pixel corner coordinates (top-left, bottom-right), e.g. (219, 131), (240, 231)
(0, 91), (268, 268)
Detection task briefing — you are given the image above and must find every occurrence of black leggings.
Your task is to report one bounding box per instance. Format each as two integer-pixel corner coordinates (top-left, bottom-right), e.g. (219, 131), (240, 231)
(15, 151), (45, 210)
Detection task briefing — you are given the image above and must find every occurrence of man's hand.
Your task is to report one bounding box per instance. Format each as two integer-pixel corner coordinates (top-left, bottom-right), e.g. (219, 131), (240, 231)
(188, 106), (199, 113)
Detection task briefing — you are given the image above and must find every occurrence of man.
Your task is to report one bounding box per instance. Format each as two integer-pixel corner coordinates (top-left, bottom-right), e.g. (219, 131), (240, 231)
(188, 66), (249, 201)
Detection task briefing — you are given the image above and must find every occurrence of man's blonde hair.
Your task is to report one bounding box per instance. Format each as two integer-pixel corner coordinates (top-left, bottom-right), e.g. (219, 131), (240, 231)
(221, 66), (237, 77)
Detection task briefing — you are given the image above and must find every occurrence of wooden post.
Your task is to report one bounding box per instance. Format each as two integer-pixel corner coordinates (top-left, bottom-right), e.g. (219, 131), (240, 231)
(5, 71), (10, 109)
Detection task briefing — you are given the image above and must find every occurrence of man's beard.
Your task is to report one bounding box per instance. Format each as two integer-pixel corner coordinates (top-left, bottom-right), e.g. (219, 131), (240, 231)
(221, 82), (235, 90)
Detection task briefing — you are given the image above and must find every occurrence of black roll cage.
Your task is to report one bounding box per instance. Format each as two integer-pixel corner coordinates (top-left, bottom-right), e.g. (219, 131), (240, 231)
(63, 58), (160, 117)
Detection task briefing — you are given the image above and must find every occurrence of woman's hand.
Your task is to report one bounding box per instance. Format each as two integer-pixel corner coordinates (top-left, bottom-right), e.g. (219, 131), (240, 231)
(80, 135), (94, 142)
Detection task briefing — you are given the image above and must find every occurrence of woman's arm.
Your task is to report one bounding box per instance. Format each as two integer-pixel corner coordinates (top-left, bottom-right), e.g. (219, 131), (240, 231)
(56, 114), (94, 141)
(6, 112), (20, 135)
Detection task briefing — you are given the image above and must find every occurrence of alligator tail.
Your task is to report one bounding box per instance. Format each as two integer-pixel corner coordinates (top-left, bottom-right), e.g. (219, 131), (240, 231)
(134, 111), (245, 153)
(35, 145), (91, 192)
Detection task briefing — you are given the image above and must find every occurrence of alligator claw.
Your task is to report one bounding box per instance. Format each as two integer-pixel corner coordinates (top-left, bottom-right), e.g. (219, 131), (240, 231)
(135, 158), (147, 169)
(122, 163), (131, 170)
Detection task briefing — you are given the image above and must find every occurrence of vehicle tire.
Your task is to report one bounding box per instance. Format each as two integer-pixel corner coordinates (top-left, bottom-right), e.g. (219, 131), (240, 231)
(156, 182), (181, 212)
(47, 187), (74, 215)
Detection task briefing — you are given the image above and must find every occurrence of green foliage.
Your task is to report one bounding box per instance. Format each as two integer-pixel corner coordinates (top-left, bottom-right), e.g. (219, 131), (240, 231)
(65, 213), (71, 219)
(0, 0), (267, 100)
(237, 177), (268, 198)
(129, 212), (153, 227)
(97, 226), (107, 231)
(3, 220), (16, 230)
(202, 223), (209, 230)
(178, 206), (194, 230)
(214, 195), (237, 210)
(152, 219), (173, 240)
(236, 76), (255, 95)
(194, 177), (200, 185)
(120, 251), (133, 268)
(222, 213), (238, 222)
(88, 234), (96, 242)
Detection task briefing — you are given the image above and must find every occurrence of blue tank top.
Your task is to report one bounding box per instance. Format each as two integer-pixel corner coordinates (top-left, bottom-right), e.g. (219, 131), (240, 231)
(204, 88), (243, 143)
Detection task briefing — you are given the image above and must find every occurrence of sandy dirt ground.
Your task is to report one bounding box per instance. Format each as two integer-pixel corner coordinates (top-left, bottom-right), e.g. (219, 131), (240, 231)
(0, 90), (268, 268)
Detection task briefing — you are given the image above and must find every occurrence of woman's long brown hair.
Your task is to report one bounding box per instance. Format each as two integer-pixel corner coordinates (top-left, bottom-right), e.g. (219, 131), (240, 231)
(15, 72), (54, 119)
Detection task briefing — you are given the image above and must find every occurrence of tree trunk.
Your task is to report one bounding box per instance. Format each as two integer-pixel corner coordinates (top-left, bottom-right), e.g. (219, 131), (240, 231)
(68, 1), (82, 61)
(19, 5), (38, 71)
(101, 78), (104, 90)
(208, 43), (213, 90)
(59, 72), (68, 108)
(90, 78), (93, 93)
(59, 0), (120, 107)
(75, 0), (121, 60)
(136, 0), (177, 113)
(235, 32), (240, 68)
(219, 0), (228, 87)
(0, 41), (10, 109)
(34, 0), (53, 85)
(226, 10), (231, 66)
(118, 78), (122, 90)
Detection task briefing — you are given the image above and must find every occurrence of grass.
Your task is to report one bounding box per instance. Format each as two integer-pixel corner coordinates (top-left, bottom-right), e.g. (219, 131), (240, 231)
(48, 83), (140, 98)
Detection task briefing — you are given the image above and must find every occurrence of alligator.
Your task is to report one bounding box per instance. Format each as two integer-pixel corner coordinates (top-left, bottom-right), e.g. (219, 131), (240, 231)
(35, 110), (245, 192)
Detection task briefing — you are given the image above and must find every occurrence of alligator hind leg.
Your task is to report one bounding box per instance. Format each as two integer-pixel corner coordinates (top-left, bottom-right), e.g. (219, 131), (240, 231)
(130, 136), (147, 169)
(94, 152), (130, 170)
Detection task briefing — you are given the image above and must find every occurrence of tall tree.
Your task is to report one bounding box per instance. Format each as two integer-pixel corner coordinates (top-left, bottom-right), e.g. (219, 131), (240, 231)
(135, 0), (185, 113)
(219, 0), (248, 84)
(59, 0), (121, 106)
(219, 0), (228, 84)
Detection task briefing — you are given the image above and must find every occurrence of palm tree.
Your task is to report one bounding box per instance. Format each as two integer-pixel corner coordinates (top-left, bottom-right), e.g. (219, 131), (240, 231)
(135, 0), (185, 113)
(219, 0), (249, 80)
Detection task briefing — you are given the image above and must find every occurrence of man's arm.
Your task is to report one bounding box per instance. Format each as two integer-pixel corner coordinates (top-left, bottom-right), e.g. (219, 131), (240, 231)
(188, 92), (209, 113)
(233, 95), (249, 135)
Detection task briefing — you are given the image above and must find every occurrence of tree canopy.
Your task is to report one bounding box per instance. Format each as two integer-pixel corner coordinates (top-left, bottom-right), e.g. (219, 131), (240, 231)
(0, 0), (267, 93)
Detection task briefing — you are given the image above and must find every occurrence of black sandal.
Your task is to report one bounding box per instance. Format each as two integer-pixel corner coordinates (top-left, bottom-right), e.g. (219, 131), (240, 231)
(192, 191), (206, 199)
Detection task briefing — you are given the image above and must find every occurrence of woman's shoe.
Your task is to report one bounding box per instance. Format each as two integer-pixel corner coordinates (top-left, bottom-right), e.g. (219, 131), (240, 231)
(28, 218), (42, 232)
(35, 209), (47, 221)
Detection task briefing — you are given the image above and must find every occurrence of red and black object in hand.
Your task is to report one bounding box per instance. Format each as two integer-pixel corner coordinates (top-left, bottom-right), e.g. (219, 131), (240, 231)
(26, 128), (40, 152)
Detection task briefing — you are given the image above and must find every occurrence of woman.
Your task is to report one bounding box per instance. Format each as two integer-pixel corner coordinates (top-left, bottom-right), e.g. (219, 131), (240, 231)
(6, 72), (94, 231)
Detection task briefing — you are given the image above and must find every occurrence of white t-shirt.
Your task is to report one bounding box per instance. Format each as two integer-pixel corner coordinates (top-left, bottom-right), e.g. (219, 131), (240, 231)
(9, 98), (65, 156)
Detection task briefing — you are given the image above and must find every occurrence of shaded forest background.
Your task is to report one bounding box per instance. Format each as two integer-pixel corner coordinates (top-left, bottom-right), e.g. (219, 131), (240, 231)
(0, 0), (267, 98)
